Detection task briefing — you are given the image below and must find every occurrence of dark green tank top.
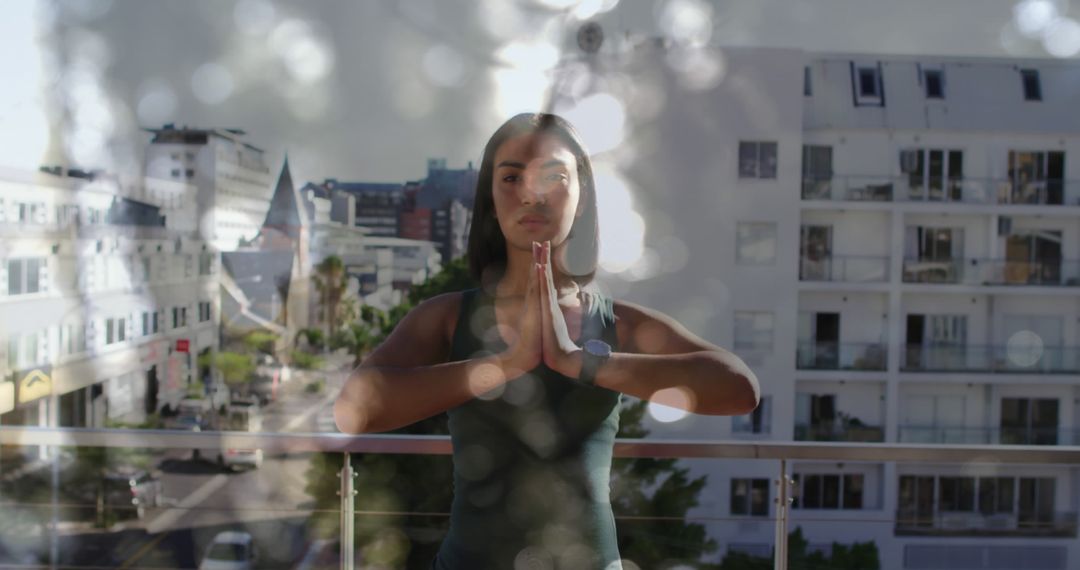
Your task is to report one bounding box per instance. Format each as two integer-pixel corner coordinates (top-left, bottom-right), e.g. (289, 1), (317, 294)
(433, 288), (622, 569)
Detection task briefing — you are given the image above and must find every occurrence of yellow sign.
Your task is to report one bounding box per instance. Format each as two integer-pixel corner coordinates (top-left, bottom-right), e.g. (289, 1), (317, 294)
(17, 369), (52, 405)
(0, 381), (13, 415)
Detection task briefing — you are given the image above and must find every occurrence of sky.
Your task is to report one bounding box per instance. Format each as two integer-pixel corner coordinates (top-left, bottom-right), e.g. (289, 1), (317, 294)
(1, 0), (1078, 188)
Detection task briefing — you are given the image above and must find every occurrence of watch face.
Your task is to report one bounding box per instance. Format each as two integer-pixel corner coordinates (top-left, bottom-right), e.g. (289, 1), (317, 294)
(584, 338), (612, 357)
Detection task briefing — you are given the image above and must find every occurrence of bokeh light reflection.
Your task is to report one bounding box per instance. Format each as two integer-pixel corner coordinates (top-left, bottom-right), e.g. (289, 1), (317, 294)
(191, 62), (235, 105)
(1043, 17), (1080, 57)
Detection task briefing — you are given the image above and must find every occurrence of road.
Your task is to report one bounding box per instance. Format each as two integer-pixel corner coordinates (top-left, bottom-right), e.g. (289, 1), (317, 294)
(0, 365), (351, 569)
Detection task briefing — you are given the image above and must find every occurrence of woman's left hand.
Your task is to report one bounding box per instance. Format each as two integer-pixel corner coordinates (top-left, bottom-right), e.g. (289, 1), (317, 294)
(535, 241), (585, 378)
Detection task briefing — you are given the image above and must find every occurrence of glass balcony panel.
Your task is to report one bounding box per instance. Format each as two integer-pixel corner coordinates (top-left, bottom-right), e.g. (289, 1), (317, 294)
(796, 342), (886, 371)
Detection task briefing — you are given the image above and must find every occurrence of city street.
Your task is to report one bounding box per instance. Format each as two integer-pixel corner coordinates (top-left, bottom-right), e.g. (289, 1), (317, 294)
(0, 363), (352, 568)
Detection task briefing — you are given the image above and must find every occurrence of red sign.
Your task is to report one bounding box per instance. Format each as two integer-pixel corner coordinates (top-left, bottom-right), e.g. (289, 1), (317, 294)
(176, 339), (190, 353)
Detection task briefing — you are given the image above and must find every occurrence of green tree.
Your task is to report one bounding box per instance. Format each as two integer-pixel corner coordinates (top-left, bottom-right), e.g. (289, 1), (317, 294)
(313, 255), (348, 334)
(242, 330), (278, 355)
(198, 351), (256, 398)
(715, 526), (880, 570)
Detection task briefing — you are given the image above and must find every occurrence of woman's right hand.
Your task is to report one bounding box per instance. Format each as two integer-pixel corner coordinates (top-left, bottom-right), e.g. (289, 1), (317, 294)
(498, 243), (544, 379)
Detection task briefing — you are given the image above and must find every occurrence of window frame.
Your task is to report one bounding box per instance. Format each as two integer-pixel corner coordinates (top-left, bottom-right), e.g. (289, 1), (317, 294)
(735, 222), (778, 265)
(738, 141), (779, 179)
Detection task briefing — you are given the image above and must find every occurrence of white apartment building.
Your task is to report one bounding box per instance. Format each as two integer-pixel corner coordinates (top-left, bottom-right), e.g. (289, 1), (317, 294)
(0, 166), (220, 432)
(607, 45), (1080, 570)
(143, 124), (273, 252)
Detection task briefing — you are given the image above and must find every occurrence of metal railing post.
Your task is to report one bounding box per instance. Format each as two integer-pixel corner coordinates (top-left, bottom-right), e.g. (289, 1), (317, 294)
(340, 452), (356, 570)
(773, 459), (791, 570)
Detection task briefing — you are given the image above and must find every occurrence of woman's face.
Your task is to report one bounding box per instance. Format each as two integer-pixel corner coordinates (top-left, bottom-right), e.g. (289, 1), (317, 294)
(491, 132), (582, 254)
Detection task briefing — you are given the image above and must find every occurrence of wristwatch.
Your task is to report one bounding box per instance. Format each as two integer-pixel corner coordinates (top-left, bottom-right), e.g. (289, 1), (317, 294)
(579, 338), (612, 386)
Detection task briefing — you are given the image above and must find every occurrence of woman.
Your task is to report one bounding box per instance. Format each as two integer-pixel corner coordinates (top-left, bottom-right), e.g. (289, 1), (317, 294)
(334, 113), (759, 569)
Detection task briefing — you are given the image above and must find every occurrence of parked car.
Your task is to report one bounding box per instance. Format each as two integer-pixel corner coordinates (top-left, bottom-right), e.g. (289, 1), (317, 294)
(103, 469), (163, 519)
(169, 412), (223, 465)
(199, 531), (257, 570)
(219, 400), (263, 470)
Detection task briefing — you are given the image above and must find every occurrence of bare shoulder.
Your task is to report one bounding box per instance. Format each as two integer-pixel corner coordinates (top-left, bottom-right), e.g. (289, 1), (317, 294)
(612, 298), (720, 355)
(360, 291), (466, 368)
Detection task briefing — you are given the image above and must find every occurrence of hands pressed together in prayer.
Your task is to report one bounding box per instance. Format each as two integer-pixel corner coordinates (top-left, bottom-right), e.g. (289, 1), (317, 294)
(499, 241), (586, 381)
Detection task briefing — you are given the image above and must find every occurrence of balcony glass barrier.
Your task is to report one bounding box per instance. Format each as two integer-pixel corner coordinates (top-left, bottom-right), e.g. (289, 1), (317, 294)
(798, 255), (889, 283)
(901, 344), (1080, 374)
(796, 341), (887, 371)
(902, 257), (1080, 287)
(899, 426), (1080, 446)
(802, 176), (1080, 206)
(4, 430), (1080, 569)
(794, 423), (885, 443)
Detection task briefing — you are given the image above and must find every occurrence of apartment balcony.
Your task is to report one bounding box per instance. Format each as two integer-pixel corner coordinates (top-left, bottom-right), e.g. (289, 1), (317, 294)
(901, 344), (1080, 374)
(902, 257), (1080, 287)
(798, 255), (889, 283)
(796, 341), (886, 371)
(895, 509), (1078, 538)
(801, 176), (1080, 206)
(794, 422), (885, 443)
(899, 426), (1078, 445)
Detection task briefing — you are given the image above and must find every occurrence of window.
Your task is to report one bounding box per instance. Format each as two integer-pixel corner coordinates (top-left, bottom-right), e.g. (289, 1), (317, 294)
(738, 141), (778, 179)
(736, 223), (777, 265)
(142, 312), (149, 336)
(803, 66), (812, 96)
(733, 395), (771, 434)
(730, 478), (769, 516)
(7, 258), (44, 296)
(185, 169), (194, 178)
(199, 252), (213, 275)
(184, 255), (193, 278)
(924, 69), (944, 99)
(171, 169), (181, 178)
(199, 302), (212, 322)
(180, 307), (188, 327)
(152, 311), (159, 334)
(939, 476), (976, 511)
(173, 307), (180, 329)
(851, 63), (884, 106)
(105, 319), (115, 345)
(117, 318), (126, 342)
(1021, 69), (1041, 101)
(734, 311), (774, 352)
(858, 67), (880, 97)
(979, 476), (1015, 515)
(1001, 398), (1059, 445)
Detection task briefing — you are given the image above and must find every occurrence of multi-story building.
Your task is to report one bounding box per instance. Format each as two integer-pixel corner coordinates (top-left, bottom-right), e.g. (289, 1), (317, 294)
(609, 45), (1080, 569)
(0, 166), (220, 432)
(143, 124), (274, 252)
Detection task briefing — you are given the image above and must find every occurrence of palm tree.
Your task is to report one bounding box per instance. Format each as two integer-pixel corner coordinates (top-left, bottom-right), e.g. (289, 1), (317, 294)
(312, 255), (347, 336)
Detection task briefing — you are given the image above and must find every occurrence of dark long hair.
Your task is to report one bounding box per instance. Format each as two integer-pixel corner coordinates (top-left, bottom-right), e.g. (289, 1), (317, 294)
(466, 113), (599, 286)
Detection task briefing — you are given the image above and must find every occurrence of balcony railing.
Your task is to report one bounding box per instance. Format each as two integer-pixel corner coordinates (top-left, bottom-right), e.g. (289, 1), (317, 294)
(796, 341), (886, 371)
(902, 344), (1080, 374)
(4, 428), (1080, 568)
(794, 422), (885, 442)
(895, 509), (1078, 537)
(798, 255), (889, 282)
(902, 257), (1080, 287)
(802, 176), (1080, 206)
(899, 426), (1079, 446)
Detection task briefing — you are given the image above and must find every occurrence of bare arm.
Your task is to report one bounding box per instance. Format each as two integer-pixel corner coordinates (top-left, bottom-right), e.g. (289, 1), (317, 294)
(334, 270), (544, 434)
(591, 301), (759, 416)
